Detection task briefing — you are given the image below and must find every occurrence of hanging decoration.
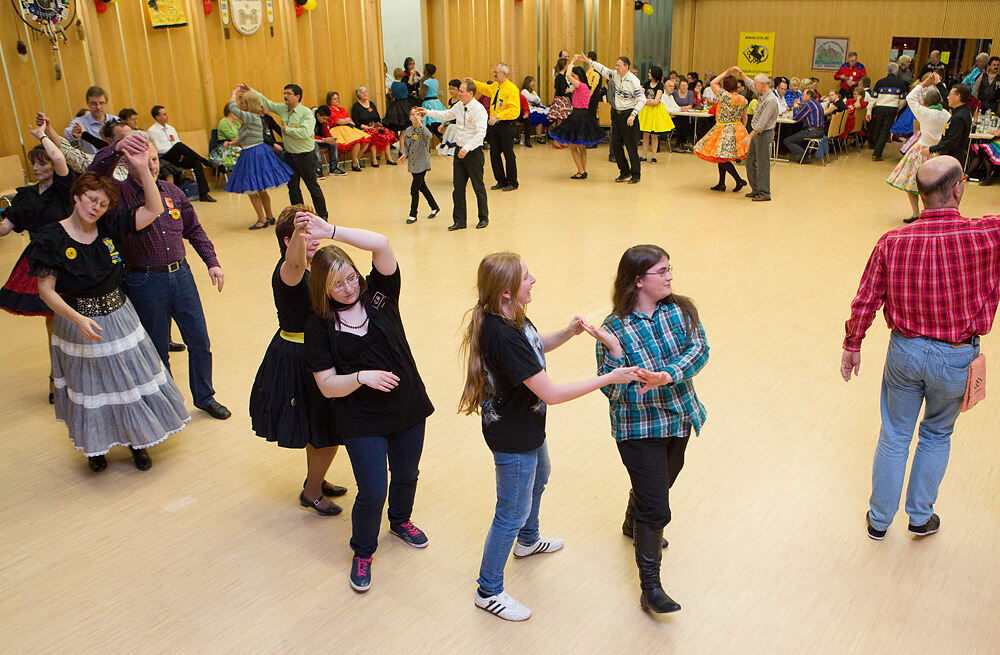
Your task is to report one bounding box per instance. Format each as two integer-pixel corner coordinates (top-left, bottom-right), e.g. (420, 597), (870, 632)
(14, 0), (75, 77)
(230, 0), (263, 35)
(293, 0), (304, 17)
(634, 1), (653, 15)
(146, 0), (188, 28)
(203, 0), (213, 15)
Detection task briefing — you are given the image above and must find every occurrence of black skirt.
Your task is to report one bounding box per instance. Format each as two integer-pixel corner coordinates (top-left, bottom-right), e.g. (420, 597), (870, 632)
(383, 98), (414, 133)
(549, 108), (606, 147)
(249, 331), (340, 448)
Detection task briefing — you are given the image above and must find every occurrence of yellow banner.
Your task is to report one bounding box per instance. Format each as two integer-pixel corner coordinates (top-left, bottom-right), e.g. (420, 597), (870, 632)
(739, 32), (775, 76)
(147, 0), (188, 29)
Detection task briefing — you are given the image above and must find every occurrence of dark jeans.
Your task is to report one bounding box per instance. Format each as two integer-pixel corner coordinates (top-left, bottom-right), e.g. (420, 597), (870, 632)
(784, 126), (824, 161)
(315, 143), (338, 173)
(124, 261), (215, 406)
(485, 120), (518, 186)
(409, 171), (439, 216)
(746, 128), (773, 196)
(283, 150), (327, 218)
(452, 147), (488, 226)
(868, 105), (898, 158)
(342, 421), (425, 558)
(610, 109), (641, 178)
(161, 143), (213, 197)
(617, 432), (689, 529)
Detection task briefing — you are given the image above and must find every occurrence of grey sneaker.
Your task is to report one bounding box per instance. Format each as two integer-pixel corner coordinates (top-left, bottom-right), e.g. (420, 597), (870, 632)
(908, 513), (940, 537)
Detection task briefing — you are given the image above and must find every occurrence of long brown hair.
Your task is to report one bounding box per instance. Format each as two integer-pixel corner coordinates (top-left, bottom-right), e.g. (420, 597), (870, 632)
(458, 253), (527, 415)
(308, 245), (368, 325)
(611, 245), (700, 337)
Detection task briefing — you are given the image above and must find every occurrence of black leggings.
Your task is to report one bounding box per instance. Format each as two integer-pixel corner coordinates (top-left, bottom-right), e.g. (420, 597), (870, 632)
(409, 171), (438, 216)
(716, 161), (744, 186)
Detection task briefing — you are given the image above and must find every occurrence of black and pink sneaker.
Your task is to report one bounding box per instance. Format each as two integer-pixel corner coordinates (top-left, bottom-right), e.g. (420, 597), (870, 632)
(350, 556), (372, 592)
(389, 520), (428, 548)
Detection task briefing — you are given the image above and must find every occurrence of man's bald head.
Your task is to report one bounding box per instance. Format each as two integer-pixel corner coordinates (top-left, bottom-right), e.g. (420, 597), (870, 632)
(916, 156), (964, 209)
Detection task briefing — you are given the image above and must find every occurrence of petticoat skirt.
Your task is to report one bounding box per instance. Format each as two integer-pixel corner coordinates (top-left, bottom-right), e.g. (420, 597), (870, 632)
(1, 252), (53, 317)
(638, 103), (675, 133)
(887, 144), (935, 193)
(694, 121), (749, 163)
(548, 108), (606, 147)
(249, 331), (340, 449)
(362, 125), (398, 152)
(548, 96), (573, 122)
(51, 296), (189, 456)
(329, 125), (371, 154)
(225, 143), (294, 194)
(422, 98), (447, 126)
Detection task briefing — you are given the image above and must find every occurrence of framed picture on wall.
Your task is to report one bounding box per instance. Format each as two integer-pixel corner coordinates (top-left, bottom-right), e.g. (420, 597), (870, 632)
(812, 37), (849, 70)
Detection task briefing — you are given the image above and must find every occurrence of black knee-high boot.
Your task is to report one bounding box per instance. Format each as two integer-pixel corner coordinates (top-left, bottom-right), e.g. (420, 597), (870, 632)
(634, 522), (681, 613)
(622, 489), (668, 548)
(711, 164), (727, 191)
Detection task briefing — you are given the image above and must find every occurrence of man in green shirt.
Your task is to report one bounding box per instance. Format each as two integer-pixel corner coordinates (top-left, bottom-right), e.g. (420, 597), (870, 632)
(241, 82), (327, 218)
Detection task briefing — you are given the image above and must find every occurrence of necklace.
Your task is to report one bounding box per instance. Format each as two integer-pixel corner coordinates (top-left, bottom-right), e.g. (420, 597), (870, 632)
(338, 312), (369, 330)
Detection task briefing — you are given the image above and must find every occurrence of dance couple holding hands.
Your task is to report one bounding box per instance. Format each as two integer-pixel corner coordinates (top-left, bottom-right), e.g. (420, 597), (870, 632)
(460, 245), (708, 621)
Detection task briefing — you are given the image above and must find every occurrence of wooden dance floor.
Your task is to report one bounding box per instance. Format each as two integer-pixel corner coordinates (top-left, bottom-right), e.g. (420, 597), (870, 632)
(3, 144), (999, 652)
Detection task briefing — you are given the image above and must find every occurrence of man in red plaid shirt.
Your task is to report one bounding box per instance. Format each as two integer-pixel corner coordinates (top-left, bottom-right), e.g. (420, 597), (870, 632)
(841, 156), (1000, 541)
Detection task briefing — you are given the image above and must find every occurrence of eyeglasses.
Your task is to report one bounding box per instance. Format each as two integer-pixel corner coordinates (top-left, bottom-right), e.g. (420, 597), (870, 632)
(81, 192), (109, 210)
(641, 265), (672, 278)
(331, 272), (360, 293)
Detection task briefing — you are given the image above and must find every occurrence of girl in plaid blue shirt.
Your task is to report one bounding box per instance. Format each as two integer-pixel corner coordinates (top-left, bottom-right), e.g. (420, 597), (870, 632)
(587, 244), (709, 615)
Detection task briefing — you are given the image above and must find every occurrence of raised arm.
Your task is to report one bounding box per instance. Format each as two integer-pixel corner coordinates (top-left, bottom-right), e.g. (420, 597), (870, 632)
(29, 119), (69, 177)
(279, 213), (310, 286)
(711, 66), (738, 96)
(299, 212), (395, 275)
(125, 149), (166, 230)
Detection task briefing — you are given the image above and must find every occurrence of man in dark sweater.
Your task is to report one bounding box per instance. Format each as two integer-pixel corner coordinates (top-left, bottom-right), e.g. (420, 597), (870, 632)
(928, 84), (973, 162)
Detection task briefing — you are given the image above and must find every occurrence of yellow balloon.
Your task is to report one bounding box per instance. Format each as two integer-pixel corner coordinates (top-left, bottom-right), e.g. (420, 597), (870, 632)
(304, 0), (317, 10)
(642, 3), (653, 15)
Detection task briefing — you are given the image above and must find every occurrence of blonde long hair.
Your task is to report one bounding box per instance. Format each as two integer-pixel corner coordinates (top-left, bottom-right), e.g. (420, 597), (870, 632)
(458, 253), (527, 415)
(309, 245), (367, 325)
(240, 90), (263, 114)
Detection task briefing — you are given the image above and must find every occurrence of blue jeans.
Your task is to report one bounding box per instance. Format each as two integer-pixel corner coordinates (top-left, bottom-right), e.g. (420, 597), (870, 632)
(315, 143), (338, 173)
(869, 332), (978, 529)
(124, 261), (215, 406)
(342, 421), (425, 558)
(477, 442), (550, 595)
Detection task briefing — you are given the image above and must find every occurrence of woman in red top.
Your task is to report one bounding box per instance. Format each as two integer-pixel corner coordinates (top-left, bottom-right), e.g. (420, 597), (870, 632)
(323, 91), (371, 171)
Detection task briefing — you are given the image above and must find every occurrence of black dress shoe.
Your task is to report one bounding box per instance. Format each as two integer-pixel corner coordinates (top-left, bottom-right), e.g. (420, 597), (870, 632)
(628, 177), (640, 184)
(476, 219), (489, 229)
(501, 184), (518, 191)
(615, 175), (629, 183)
(299, 492), (342, 516)
(751, 194), (772, 202)
(168, 341), (186, 352)
(733, 179), (747, 193)
(195, 399), (231, 420)
(199, 194), (217, 203)
(710, 183), (726, 191)
(745, 191), (759, 198)
(447, 223), (466, 231)
(428, 208), (439, 219)
(304, 479), (348, 497)
(88, 455), (107, 472)
(903, 215), (919, 224)
(489, 183), (504, 190)
(130, 446), (152, 471)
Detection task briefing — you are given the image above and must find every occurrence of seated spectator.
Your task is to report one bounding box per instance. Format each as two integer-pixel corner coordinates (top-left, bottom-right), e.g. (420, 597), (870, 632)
(313, 105), (346, 177)
(692, 80), (705, 108)
(147, 105), (218, 202)
(785, 77), (802, 107)
(841, 85), (867, 139)
(859, 77), (874, 104)
(323, 91), (371, 171)
(735, 78), (753, 102)
(211, 103), (242, 172)
(350, 86), (398, 166)
(63, 86), (118, 155)
(773, 77), (789, 113)
(783, 88), (825, 162)
(672, 79), (696, 150)
(865, 62), (907, 161)
(118, 108), (140, 131)
(661, 79), (680, 111)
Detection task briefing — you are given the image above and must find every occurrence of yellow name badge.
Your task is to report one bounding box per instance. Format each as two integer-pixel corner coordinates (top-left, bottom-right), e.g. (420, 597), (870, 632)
(164, 197), (181, 220)
(170, 208), (181, 219)
(65, 247), (77, 260)
(412, 134), (420, 140)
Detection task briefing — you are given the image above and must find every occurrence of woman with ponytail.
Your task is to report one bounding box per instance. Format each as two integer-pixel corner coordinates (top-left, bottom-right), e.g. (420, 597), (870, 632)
(302, 214), (432, 594)
(459, 252), (638, 622)
(584, 244), (709, 615)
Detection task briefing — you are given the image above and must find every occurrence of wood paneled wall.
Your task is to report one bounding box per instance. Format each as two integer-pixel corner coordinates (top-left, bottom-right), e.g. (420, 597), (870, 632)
(670, 0), (1000, 90)
(424, 0), (633, 105)
(0, 0), (383, 173)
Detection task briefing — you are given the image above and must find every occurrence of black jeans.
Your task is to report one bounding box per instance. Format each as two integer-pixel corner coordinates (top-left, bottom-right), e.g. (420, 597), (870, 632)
(283, 150), (327, 218)
(342, 421), (425, 559)
(486, 120), (518, 187)
(617, 431), (690, 529)
(784, 127), (824, 161)
(409, 171), (438, 216)
(161, 143), (213, 197)
(452, 147), (488, 225)
(868, 105), (898, 158)
(610, 109), (641, 178)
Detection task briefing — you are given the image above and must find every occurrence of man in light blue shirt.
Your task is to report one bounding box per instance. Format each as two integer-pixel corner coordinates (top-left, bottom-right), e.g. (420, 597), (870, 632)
(63, 86), (118, 155)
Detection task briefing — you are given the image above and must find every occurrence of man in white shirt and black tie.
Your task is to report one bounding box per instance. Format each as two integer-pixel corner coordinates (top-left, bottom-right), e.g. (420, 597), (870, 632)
(417, 81), (489, 230)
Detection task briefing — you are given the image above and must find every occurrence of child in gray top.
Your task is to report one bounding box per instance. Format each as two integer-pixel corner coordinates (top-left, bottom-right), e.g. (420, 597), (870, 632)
(398, 107), (440, 224)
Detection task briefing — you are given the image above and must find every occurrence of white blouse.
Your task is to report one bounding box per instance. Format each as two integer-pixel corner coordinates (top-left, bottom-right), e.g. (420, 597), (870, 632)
(907, 85), (951, 147)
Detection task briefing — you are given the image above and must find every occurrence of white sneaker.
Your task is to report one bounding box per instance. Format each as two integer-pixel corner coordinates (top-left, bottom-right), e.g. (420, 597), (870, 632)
(475, 590), (531, 621)
(512, 536), (564, 559)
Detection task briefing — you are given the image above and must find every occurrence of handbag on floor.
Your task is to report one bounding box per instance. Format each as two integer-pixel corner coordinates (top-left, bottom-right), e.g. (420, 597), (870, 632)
(960, 354), (986, 412)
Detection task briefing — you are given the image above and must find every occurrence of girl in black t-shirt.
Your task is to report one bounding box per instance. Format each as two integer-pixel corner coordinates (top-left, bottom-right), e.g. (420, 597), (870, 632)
(458, 252), (638, 621)
(303, 216), (432, 594)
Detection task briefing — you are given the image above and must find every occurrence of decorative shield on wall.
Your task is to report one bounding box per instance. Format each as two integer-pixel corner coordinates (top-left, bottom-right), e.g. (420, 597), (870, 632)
(230, 0), (263, 36)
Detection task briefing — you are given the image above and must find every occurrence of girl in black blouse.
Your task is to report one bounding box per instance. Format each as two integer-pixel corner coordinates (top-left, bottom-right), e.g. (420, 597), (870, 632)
(249, 204), (346, 515)
(25, 145), (189, 472)
(1, 117), (74, 401)
(303, 216), (431, 593)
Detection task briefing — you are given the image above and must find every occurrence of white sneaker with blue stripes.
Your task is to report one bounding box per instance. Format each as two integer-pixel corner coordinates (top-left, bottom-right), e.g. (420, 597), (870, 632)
(475, 590), (531, 621)
(512, 536), (564, 559)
